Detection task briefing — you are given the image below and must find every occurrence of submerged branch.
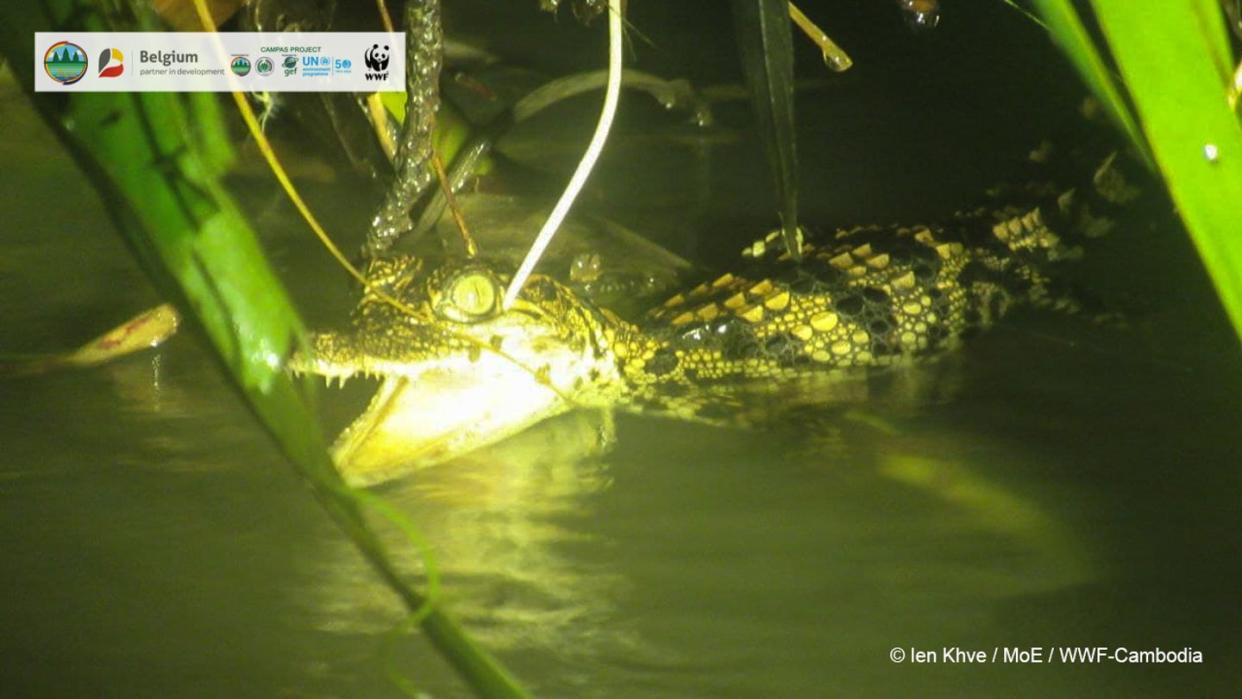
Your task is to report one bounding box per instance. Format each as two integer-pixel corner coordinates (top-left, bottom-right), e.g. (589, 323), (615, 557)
(368, 0), (443, 256)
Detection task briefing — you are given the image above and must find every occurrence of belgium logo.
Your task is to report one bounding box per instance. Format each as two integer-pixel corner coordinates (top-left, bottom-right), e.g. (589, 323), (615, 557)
(43, 41), (88, 85)
(98, 48), (124, 78)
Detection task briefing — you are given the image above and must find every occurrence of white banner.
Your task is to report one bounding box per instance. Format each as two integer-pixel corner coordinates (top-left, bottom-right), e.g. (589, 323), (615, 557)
(34, 32), (405, 92)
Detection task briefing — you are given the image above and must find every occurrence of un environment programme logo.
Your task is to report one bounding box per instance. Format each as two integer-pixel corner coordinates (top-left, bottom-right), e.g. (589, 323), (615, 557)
(230, 55), (251, 77)
(256, 56), (274, 76)
(363, 43), (389, 81)
(98, 48), (124, 78)
(44, 41), (88, 85)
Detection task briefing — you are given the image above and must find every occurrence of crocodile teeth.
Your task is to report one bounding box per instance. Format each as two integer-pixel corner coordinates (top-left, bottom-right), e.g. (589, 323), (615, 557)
(317, 372), (355, 389)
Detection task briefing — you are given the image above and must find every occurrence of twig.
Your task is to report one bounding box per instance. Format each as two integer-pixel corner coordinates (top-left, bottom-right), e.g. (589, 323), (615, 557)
(366, 93), (399, 161)
(375, 0), (396, 32)
(788, 2), (852, 72)
(365, 0), (399, 160)
(431, 148), (478, 256)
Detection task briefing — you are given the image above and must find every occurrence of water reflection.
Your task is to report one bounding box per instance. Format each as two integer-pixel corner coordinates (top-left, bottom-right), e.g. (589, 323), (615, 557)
(302, 410), (638, 663)
(294, 383), (1100, 694)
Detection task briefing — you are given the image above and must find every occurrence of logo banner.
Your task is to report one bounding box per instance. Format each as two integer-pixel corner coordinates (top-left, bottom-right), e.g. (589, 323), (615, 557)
(35, 32), (404, 92)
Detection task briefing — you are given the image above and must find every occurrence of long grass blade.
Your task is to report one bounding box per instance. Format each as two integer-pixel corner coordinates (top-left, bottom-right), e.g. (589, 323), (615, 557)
(732, 0), (802, 260)
(1088, 0), (1242, 344)
(1187, 0), (1235, 84)
(1031, 0), (1153, 168)
(503, 0), (625, 309)
(0, 2), (532, 696)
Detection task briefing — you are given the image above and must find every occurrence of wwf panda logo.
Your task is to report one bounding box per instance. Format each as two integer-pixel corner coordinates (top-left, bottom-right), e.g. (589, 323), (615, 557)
(364, 44), (390, 72)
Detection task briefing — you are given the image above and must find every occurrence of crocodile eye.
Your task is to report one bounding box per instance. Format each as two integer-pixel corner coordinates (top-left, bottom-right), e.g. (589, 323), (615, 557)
(435, 268), (500, 323)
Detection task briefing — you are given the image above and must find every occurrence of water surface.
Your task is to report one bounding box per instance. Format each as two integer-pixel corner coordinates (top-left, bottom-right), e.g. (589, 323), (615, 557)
(3, 4), (1241, 696)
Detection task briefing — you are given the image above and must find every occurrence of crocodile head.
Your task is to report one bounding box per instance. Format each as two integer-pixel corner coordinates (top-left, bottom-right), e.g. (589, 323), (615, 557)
(291, 255), (628, 485)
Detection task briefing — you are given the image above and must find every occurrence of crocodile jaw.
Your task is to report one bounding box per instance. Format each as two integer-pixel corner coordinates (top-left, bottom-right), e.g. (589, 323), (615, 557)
(328, 365), (570, 487)
(290, 335), (613, 486)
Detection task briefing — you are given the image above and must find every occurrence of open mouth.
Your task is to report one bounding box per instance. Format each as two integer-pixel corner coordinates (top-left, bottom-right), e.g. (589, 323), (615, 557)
(290, 340), (573, 487)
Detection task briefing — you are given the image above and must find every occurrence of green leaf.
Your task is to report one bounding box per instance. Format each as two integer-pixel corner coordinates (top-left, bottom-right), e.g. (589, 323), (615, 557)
(731, 0), (802, 260)
(1087, 0), (1242, 344)
(1186, 0), (1235, 84)
(0, 2), (533, 696)
(1031, 0), (1154, 168)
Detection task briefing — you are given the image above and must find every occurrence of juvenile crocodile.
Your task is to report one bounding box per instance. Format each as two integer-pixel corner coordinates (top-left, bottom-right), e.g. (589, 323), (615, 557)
(292, 154), (1136, 484)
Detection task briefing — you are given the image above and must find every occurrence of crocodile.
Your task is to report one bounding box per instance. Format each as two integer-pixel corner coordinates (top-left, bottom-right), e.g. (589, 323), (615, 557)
(292, 153), (1137, 485)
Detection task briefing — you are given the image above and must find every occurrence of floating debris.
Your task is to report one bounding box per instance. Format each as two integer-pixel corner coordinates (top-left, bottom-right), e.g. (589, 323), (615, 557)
(0, 304), (180, 376)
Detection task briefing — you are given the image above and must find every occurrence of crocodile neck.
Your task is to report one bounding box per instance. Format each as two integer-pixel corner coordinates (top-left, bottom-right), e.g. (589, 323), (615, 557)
(594, 192), (1119, 421)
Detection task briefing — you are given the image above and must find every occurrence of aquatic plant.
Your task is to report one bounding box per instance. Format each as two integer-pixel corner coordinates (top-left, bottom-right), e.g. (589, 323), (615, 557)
(730, 0), (1242, 341)
(0, 1), (529, 697)
(731, 0), (804, 261)
(1030, 0), (1242, 343)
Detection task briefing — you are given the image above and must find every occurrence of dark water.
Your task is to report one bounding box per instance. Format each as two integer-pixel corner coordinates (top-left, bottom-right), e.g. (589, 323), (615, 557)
(4, 2), (1242, 696)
